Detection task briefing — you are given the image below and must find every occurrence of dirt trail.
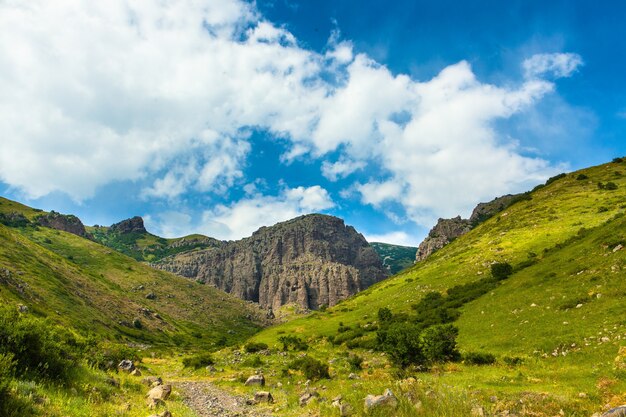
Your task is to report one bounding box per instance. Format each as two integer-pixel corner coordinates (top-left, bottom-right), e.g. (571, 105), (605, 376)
(176, 381), (274, 417)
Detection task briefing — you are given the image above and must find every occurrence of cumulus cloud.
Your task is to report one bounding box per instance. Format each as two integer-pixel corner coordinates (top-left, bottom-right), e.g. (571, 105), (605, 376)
(523, 52), (583, 79)
(365, 231), (419, 247)
(0, 0), (582, 236)
(198, 185), (334, 240)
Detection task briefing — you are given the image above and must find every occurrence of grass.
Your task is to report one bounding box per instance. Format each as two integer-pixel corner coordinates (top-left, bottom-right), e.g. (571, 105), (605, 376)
(207, 158), (626, 416)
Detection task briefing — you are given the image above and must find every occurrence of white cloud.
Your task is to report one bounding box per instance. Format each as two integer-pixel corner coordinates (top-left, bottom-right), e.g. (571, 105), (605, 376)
(198, 185), (334, 240)
(523, 53), (583, 79)
(365, 231), (420, 247)
(0, 0), (580, 232)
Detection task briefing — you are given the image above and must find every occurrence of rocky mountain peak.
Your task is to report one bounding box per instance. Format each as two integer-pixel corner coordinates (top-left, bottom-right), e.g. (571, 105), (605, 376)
(109, 216), (147, 234)
(36, 210), (89, 238)
(154, 213), (388, 310)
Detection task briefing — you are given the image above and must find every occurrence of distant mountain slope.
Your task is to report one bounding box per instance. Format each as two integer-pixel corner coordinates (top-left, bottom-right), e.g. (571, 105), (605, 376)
(246, 158), (626, 410)
(0, 197), (266, 347)
(89, 216), (223, 262)
(370, 242), (417, 274)
(154, 214), (388, 311)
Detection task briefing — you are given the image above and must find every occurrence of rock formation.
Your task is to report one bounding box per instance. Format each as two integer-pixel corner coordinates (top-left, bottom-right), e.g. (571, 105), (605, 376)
(36, 211), (90, 238)
(109, 216), (147, 234)
(415, 216), (471, 262)
(415, 193), (526, 262)
(154, 214), (387, 310)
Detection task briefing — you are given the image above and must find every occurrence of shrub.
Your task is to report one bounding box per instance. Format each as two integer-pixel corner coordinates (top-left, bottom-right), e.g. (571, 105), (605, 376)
(503, 356), (524, 366)
(244, 342), (268, 353)
(598, 206), (609, 213)
(613, 157), (624, 163)
(0, 307), (83, 382)
(182, 353), (214, 369)
(598, 182), (605, 189)
(545, 173), (566, 185)
(242, 355), (264, 368)
(87, 342), (142, 371)
(491, 262), (513, 280)
(576, 174), (588, 180)
(464, 352), (496, 365)
(420, 324), (460, 363)
(288, 356), (330, 380)
(278, 335), (308, 351)
(347, 354), (364, 371)
(378, 307), (393, 323)
(605, 182), (618, 190)
(0, 353), (14, 402)
(377, 322), (425, 368)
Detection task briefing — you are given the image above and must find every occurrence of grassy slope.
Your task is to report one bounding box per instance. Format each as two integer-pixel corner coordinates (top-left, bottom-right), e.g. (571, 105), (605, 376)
(370, 242), (418, 274)
(0, 198), (263, 348)
(222, 160), (626, 415)
(88, 226), (220, 262)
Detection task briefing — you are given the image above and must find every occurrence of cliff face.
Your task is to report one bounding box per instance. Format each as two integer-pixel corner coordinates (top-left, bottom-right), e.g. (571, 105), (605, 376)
(154, 214), (388, 310)
(36, 211), (90, 238)
(415, 193), (526, 262)
(415, 216), (471, 262)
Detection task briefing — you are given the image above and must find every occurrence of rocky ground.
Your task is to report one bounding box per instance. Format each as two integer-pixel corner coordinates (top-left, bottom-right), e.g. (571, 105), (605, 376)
(176, 381), (274, 417)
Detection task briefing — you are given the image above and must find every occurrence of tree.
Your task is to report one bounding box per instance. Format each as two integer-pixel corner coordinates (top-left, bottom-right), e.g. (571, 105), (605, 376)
(420, 324), (460, 363)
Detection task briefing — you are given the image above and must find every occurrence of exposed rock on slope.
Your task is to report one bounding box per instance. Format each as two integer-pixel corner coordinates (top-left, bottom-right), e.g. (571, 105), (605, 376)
(36, 210), (90, 238)
(154, 214), (388, 310)
(416, 193), (525, 262)
(415, 216), (471, 262)
(109, 216), (147, 234)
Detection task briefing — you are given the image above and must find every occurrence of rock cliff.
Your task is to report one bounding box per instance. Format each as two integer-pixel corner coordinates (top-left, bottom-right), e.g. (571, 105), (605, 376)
(154, 214), (388, 310)
(36, 211), (90, 238)
(415, 193), (526, 262)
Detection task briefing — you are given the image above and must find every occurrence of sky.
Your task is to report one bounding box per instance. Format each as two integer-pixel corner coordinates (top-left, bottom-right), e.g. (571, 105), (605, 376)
(1, 0), (625, 246)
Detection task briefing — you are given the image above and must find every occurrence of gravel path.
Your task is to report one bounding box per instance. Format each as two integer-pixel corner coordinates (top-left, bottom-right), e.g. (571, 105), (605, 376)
(176, 381), (274, 417)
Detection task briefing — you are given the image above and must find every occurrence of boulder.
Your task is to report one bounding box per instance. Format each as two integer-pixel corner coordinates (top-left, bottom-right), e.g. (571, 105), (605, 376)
(364, 389), (398, 410)
(254, 391), (274, 403)
(118, 359), (135, 372)
(299, 391), (319, 406)
(17, 304), (28, 313)
(147, 384), (172, 401)
(131, 368), (142, 376)
(244, 374), (265, 386)
(142, 376), (163, 387)
(602, 406), (626, 417)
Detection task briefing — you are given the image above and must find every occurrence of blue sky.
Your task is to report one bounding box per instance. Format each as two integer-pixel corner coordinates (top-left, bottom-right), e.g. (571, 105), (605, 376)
(1, 0), (625, 246)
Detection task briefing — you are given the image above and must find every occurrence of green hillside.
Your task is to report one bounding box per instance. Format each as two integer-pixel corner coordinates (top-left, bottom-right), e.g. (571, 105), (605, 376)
(370, 242), (417, 274)
(201, 159), (626, 416)
(0, 197), (264, 348)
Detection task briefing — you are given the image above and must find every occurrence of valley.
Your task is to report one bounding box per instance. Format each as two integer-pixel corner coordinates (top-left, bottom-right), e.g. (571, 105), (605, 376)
(0, 159), (625, 416)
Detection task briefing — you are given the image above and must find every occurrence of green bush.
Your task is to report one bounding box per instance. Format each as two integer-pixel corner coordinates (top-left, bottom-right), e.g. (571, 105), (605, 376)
(491, 262), (513, 280)
(347, 354), (364, 371)
(242, 355), (264, 368)
(463, 351), (496, 365)
(87, 342), (142, 371)
(605, 182), (618, 190)
(244, 342), (268, 353)
(378, 307), (393, 323)
(0, 307), (84, 382)
(377, 322), (425, 368)
(576, 174), (589, 180)
(0, 353), (14, 402)
(420, 324), (460, 363)
(278, 335), (308, 351)
(288, 356), (330, 380)
(545, 173), (566, 185)
(613, 157), (624, 163)
(182, 353), (214, 369)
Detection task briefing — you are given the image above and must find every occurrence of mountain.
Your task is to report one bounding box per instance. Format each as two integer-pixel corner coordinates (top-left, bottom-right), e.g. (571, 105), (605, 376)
(0, 196), (266, 348)
(153, 214), (388, 311)
(236, 158), (626, 416)
(89, 216), (222, 262)
(369, 242), (417, 274)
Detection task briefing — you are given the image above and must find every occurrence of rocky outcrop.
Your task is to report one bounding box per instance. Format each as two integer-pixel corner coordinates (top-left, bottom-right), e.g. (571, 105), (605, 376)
(469, 193), (524, 225)
(109, 216), (146, 234)
(154, 214), (387, 310)
(415, 216), (471, 262)
(36, 211), (89, 238)
(415, 193), (526, 262)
